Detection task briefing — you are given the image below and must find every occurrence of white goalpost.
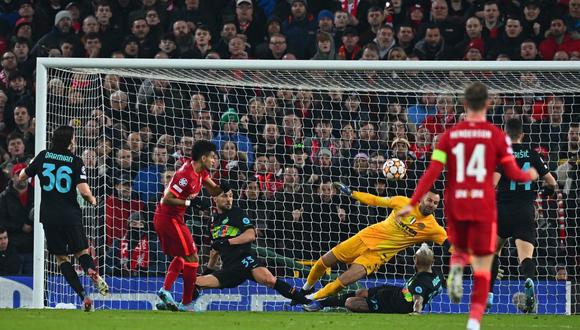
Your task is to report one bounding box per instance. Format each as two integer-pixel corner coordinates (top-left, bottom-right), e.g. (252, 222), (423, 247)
(33, 58), (578, 313)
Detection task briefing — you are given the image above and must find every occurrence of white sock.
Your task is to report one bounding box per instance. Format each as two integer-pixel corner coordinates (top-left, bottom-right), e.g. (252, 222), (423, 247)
(466, 318), (480, 330)
(305, 293), (315, 300)
(302, 283), (313, 291)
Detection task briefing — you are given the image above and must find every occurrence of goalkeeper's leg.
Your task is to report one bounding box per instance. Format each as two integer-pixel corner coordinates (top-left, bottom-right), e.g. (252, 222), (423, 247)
(302, 250), (338, 291)
(309, 263), (366, 300)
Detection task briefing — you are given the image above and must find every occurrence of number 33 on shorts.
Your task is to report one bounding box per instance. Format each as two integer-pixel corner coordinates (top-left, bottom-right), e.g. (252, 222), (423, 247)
(241, 256), (257, 269)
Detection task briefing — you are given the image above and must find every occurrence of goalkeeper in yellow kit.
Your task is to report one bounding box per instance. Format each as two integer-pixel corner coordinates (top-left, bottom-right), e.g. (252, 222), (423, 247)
(302, 182), (450, 311)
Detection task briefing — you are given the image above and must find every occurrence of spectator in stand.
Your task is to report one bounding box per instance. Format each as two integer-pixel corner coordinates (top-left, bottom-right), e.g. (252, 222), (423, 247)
(488, 16), (525, 60)
(130, 18), (157, 58)
(257, 120), (286, 158)
(1, 133), (31, 179)
(454, 17), (485, 60)
(423, 94), (457, 136)
(317, 9), (334, 35)
(234, 0), (266, 50)
(410, 126), (432, 161)
(337, 26), (362, 60)
(375, 24), (396, 59)
(539, 17), (580, 61)
(10, 105), (34, 153)
(0, 52), (18, 91)
(240, 97), (266, 143)
(213, 109), (254, 167)
(368, 152), (386, 177)
(238, 178), (276, 248)
(83, 33), (104, 58)
(94, 1), (121, 57)
(213, 140), (248, 190)
(81, 16), (99, 37)
(0, 226), (22, 275)
(407, 3), (426, 31)
(133, 145), (167, 203)
(427, 0), (464, 46)
(227, 35), (248, 59)
(5, 71), (34, 128)
(275, 165), (308, 226)
(482, 1), (503, 42)
(283, 0), (317, 59)
(214, 21), (238, 58)
(413, 24), (453, 60)
(253, 153), (282, 194)
(185, 25), (213, 59)
(353, 121), (381, 155)
(359, 6), (385, 46)
(105, 175), (143, 246)
(172, 20), (194, 57)
(11, 38), (34, 78)
(333, 10), (350, 46)
(395, 23), (416, 55)
(536, 97), (569, 167)
(13, 19), (35, 44)
(407, 89), (437, 127)
(522, 0), (548, 43)
(31, 10), (81, 57)
(520, 39), (541, 60)
(564, 0), (580, 36)
(304, 119), (338, 163)
(259, 33), (287, 59)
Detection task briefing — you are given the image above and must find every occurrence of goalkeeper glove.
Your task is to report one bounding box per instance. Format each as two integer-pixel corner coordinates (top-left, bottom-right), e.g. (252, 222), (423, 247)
(333, 182), (352, 196)
(211, 238), (231, 250)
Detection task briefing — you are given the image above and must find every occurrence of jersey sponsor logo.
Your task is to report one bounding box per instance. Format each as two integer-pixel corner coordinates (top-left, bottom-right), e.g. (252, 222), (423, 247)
(179, 178), (188, 187)
(242, 218), (250, 225)
(172, 184), (183, 193)
(455, 189), (484, 199)
(394, 218), (418, 237)
(222, 218), (229, 225)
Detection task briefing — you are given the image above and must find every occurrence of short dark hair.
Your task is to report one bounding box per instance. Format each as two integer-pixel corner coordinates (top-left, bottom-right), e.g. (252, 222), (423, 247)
(50, 125), (75, 153)
(0, 226), (6, 235)
(429, 187), (440, 196)
(505, 118), (523, 140)
(464, 82), (488, 111)
(7, 131), (24, 144)
(191, 140), (216, 161)
(85, 33), (100, 41)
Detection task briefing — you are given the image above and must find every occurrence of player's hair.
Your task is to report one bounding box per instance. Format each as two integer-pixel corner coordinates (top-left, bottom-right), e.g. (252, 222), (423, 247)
(50, 125), (75, 153)
(428, 187), (440, 196)
(219, 181), (232, 194)
(505, 118), (523, 140)
(464, 82), (488, 111)
(191, 140), (216, 161)
(414, 243), (434, 268)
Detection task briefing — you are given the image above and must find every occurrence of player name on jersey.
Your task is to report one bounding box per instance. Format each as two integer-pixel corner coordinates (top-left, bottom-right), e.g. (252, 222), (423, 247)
(45, 152), (74, 162)
(449, 129), (492, 139)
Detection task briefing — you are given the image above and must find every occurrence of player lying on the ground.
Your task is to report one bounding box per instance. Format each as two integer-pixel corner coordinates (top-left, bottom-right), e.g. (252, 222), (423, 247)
(155, 140), (228, 312)
(315, 243), (444, 314)
(488, 118), (557, 313)
(157, 183), (310, 310)
(302, 182), (450, 312)
(18, 126), (108, 312)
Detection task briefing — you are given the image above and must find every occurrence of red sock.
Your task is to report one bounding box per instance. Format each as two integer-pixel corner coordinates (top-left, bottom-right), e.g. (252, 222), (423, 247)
(181, 261), (199, 305)
(451, 251), (469, 267)
(470, 270), (491, 321)
(163, 257), (185, 290)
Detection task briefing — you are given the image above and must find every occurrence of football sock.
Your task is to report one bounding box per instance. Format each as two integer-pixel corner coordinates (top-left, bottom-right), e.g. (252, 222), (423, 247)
(304, 258), (328, 290)
(490, 254), (500, 291)
(469, 270), (491, 322)
(319, 292), (356, 307)
(274, 279), (310, 304)
(450, 251), (469, 268)
(519, 258), (536, 280)
(164, 257), (185, 290)
(78, 254), (96, 274)
(181, 261), (198, 305)
(59, 261), (86, 300)
(313, 278), (346, 300)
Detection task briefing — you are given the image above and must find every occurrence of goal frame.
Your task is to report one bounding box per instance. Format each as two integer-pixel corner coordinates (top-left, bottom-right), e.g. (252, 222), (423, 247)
(33, 58), (578, 310)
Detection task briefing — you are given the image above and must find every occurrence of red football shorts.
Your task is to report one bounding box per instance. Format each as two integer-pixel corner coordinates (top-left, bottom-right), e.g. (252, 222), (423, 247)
(447, 219), (497, 256)
(154, 214), (197, 257)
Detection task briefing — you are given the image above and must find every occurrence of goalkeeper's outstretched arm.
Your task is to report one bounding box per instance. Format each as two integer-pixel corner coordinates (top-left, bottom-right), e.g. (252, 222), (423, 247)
(333, 182), (395, 208)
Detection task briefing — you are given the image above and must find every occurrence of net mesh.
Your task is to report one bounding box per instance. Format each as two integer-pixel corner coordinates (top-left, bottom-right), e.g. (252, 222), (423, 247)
(41, 64), (578, 313)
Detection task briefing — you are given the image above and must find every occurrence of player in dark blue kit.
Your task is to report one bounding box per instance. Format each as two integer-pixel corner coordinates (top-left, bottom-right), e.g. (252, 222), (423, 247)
(314, 243), (444, 314)
(489, 118), (557, 313)
(18, 126), (108, 311)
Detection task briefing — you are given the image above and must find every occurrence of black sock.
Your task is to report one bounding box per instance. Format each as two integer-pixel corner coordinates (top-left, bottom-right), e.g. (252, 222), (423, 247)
(273, 279), (310, 304)
(519, 258), (536, 280)
(490, 254), (500, 292)
(59, 262), (86, 300)
(319, 292), (356, 308)
(78, 254), (96, 274)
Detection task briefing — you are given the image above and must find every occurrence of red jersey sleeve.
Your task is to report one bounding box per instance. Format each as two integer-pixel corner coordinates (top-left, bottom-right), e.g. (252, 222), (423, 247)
(494, 128), (514, 165)
(168, 167), (193, 200)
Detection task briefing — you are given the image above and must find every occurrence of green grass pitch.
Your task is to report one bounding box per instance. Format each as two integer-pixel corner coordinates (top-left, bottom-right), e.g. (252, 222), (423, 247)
(1, 310), (577, 330)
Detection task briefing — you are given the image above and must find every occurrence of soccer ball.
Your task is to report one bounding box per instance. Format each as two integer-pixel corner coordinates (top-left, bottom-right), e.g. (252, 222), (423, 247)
(382, 158), (407, 181)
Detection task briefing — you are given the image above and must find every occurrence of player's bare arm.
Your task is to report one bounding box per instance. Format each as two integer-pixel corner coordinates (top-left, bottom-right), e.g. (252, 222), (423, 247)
(77, 183), (97, 206)
(207, 249), (220, 270)
(493, 172), (502, 188)
(160, 190), (188, 206)
(203, 177), (227, 197)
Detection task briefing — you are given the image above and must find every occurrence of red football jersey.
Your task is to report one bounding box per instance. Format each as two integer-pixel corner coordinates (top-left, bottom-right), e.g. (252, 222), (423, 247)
(435, 120), (513, 222)
(155, 159), (209, 220)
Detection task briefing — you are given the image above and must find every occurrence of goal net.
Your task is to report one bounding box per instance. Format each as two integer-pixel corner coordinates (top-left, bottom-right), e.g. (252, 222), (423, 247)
(34, 59), (577, 314)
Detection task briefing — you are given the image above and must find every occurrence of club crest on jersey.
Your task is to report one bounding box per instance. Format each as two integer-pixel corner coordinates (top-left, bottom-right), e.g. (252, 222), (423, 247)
(179, 178), (188, 187)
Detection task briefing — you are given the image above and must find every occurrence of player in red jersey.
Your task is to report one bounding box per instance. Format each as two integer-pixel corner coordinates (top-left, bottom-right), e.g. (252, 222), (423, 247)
(397, 82), (539, 330)
(154, 140), (226, 312)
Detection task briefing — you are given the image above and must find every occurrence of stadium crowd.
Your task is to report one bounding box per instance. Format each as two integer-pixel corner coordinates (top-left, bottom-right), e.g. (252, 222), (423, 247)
(0, 0), (578, 310)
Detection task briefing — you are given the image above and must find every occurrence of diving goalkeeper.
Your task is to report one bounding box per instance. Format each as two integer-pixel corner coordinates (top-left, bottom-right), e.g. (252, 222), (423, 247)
(302, 182), (450, 311)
